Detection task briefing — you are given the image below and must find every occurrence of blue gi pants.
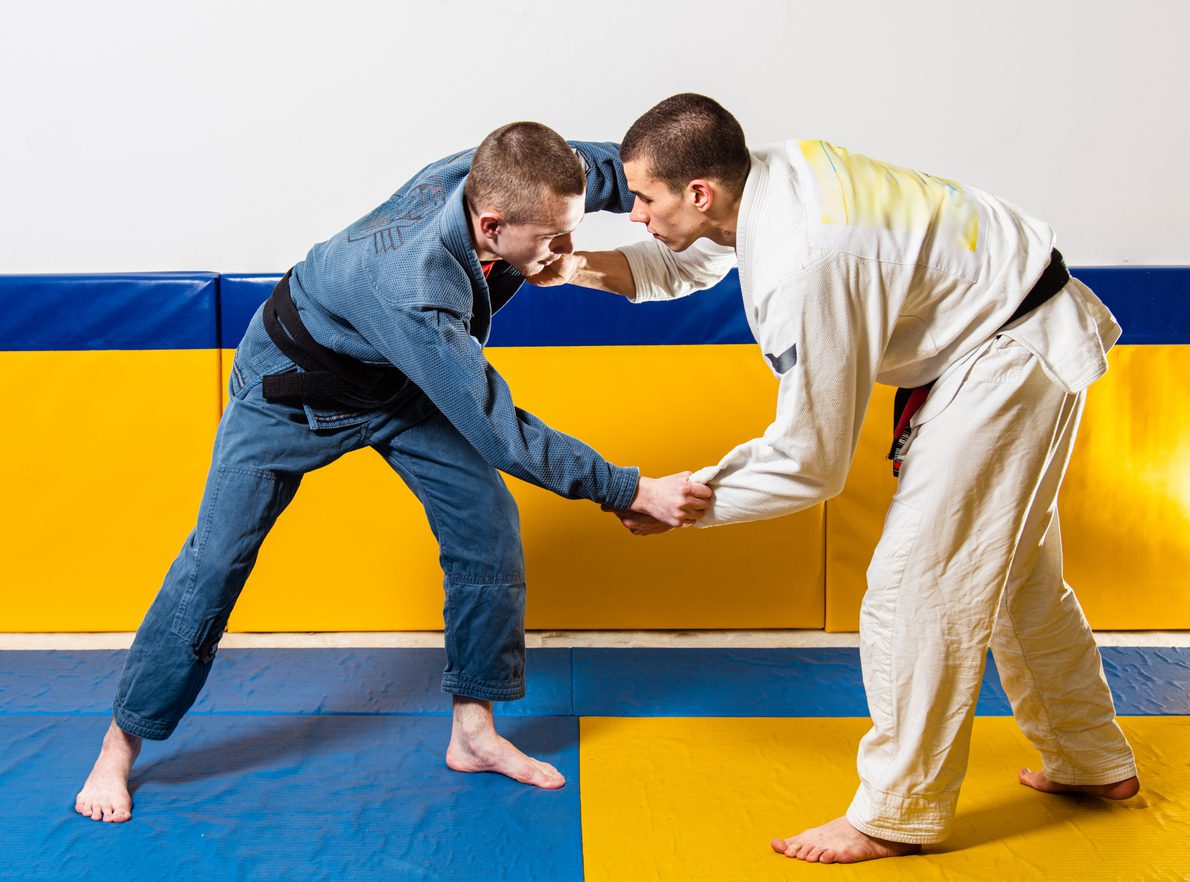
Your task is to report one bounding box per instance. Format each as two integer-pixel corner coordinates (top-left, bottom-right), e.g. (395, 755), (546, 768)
(113, 365), (527, 740)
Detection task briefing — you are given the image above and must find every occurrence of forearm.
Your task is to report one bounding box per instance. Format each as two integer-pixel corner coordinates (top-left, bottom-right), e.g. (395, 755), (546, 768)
(570, 250), (637, 299)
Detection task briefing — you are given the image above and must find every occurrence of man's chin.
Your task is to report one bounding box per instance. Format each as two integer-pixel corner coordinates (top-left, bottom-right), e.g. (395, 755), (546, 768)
(653, 233), (691, 252)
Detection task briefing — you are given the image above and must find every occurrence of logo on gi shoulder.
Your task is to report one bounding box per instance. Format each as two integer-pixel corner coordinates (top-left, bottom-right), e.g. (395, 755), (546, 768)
(348, 177), (448, 255)
(766, 343), (798, 373)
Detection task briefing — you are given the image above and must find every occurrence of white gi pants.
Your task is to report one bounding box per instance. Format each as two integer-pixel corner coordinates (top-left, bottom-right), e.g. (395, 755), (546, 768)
(846, 333), (1137, 844)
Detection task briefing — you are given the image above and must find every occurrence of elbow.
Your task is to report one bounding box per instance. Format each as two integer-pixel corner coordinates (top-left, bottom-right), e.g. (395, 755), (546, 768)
(820, 473), (848, 502)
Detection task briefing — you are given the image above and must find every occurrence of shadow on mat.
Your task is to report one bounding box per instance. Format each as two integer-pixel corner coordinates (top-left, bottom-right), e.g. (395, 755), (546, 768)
(129, 713), (576, 793)
(942, 789), (1116, 851)
(130, 714), (394, 791)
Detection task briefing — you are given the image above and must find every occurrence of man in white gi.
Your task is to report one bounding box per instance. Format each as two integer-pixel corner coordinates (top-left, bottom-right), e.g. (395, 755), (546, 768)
(540, 94), (1140, 863)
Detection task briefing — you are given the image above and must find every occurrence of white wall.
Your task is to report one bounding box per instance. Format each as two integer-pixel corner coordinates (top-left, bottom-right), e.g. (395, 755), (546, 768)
(1, 0), (1186, 272)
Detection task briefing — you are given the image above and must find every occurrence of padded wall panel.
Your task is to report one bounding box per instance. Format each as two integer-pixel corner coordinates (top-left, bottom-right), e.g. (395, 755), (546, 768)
(492, 345), (823, 629)
(221, 345), (823, 631)
(0, 349), (221, 630)
(1061, 345), (1190, 627)
(0, 273), (218, 350)
(824, 346), (1190, 631)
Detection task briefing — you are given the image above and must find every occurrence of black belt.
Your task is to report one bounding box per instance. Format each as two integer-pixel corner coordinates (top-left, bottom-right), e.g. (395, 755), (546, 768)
(888, 248), (1070, 475)
(260, 271), (410, 409)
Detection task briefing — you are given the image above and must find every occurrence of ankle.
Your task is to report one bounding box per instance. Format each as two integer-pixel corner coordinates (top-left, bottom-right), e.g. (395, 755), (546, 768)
(451, 697), (495, 736)
(102, 722), (142, 756)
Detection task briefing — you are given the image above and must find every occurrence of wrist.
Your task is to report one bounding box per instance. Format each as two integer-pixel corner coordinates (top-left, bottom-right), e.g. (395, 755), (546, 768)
(570, 252), (596, 286)
(628, 476), (651, 513)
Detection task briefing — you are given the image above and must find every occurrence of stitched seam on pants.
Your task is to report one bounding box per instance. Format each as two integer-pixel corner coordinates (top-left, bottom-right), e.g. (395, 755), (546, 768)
(171, 465), (228, 640)
(171, 464), (282, 643)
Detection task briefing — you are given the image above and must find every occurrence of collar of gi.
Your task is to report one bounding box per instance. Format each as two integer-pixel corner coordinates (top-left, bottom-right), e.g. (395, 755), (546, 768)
(438, 179), (490, 292)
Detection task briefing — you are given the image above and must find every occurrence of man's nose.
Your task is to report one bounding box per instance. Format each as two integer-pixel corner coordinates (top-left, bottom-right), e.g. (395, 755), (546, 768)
(629, 197), (649, 224)
(550, 233), (574, 255)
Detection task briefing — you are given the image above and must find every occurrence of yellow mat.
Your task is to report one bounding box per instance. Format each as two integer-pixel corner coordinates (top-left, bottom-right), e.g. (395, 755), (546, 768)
(580, 716), (1190, 880)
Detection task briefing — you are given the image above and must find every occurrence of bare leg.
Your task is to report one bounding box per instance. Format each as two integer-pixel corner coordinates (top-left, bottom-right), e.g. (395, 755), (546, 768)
(1018, 768), (1139, 799)
(444, 696), (565, 789)
(770, 817), (922, 864)
(75, 718), (142, 823)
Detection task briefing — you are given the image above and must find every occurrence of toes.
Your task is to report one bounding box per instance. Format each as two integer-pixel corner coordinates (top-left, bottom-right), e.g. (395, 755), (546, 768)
(514, 758), (565, 789)
(534, 770), (566, 789)
(529, 758), (565, 789)
(112, 806), (132, 823)
(819, 849), (838, 864)
(770, 838), (789, 855)
(89, 804), (102, 821)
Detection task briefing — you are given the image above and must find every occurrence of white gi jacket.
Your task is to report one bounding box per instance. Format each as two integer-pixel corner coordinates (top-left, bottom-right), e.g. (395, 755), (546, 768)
(619, 140), (1121, 527)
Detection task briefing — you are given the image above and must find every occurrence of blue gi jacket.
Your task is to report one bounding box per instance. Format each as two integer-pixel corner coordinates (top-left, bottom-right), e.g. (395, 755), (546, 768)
(233, 141), (640, 511)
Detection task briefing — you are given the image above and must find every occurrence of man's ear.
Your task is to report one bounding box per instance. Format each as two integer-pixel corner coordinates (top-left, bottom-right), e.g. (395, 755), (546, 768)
(478, 211), (503, 241)
(689, 179), (715, 213)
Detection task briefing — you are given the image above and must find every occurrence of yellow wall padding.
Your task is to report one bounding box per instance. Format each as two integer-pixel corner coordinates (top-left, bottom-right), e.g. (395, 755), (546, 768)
(225, 345), (825, 631)
(580, 715), (1189, 880)
(0, 350), (221, 631)
(9, 343), (1179, 632)
(825, 345), (1190, 631)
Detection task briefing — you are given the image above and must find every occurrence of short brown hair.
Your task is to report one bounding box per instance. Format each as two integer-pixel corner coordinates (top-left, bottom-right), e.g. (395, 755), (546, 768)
(621, 93), (750, 195)
(464, 122), (585, 223)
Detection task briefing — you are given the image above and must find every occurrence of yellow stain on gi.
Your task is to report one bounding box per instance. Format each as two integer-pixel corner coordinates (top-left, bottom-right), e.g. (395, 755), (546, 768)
(800, 139), (980, 252)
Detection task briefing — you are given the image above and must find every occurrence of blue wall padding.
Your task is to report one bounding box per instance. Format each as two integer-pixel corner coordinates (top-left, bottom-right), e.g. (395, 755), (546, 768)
(5, 267), (1185, 351)
(204, 267), (1190, 350)
(1, 713), (583, 882)
(0, 273), (218, 350)
(0, 648), (574, 717)
(1073, 267), (1190, 345)
(215, 271), (755, 348)
(486, 274), (754, 346)
(219, 274), (279, 349)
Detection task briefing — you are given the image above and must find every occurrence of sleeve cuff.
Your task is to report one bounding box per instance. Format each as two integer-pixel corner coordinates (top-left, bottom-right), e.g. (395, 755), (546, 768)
(617, 243), (674, 303)
(604, 465), (640, 511)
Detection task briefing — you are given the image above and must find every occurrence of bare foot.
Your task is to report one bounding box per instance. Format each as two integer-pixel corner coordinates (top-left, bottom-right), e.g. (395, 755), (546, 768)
(770, 817), (922, 864)
(75, 718), (142, 823)
(1018, 768), (1140, 799)
(444, 697), (565, 789)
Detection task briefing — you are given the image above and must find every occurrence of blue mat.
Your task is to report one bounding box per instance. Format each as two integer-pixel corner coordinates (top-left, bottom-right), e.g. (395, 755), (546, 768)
(1, 713), (581, 882)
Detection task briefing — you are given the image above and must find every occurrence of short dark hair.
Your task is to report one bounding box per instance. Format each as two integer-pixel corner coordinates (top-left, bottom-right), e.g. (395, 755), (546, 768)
(621, 93), (750, 195)
(464, 122), (585, 223)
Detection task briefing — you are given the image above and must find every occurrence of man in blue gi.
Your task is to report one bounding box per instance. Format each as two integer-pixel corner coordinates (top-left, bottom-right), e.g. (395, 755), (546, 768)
(75, 122), (712, 823)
